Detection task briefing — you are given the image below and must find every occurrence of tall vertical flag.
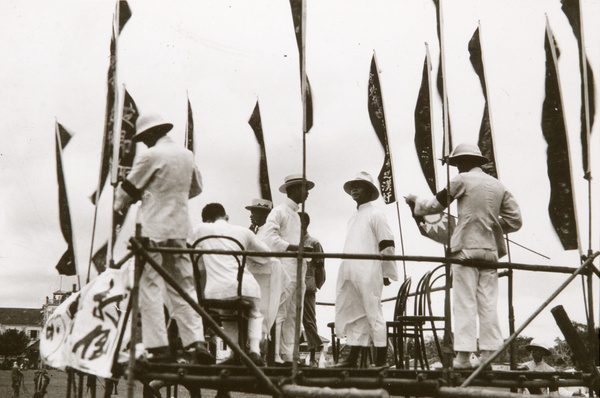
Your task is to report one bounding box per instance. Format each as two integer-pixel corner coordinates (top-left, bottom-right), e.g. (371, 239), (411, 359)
(560, 0), (596, 179)
(248, 101), (272, 201)
(541, 20), (579, 251)
(55, 122), (77, 276)
(412, 45), (455, 245)
(368, 54), (395, 204)
(185, 96), (195, 153)
(289, 0), (313, 133)
(468, 24), (498, 179)
(91, 0), (132, 203)
(414, 46), (437, 194)
(91, 89), (139, 273)
(432, 0), (453, 161)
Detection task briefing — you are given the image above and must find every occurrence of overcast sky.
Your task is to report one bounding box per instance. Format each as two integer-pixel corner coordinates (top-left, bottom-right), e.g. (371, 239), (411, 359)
(1, 0), (599, 346)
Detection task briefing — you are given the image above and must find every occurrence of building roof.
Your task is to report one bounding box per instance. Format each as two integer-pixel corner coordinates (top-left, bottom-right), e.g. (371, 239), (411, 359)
(0, 308), (43, 326)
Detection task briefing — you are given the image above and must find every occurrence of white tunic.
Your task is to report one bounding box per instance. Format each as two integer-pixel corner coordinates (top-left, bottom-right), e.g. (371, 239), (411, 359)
(335, 202), (397, 346)
(188, 219), (271, 300)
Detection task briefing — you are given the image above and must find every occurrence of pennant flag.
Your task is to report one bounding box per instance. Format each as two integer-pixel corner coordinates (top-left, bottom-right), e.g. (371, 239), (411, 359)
(288, 0), (314, 132)
(91, 90), (138, 274)
(431, 0), (453, 161)
(368, 54), (395, 204)
(560, 0), (596, 179)
(91, 0), (132, 204)
(91, 243), (108, 274)
(248, 100), (273, 201)
(468, 26), (498, 178)
(55, 123), (77, 276)
(185, 97), (195, 153)
(414, 51), (437, 194)
(541, 21), (579, 251)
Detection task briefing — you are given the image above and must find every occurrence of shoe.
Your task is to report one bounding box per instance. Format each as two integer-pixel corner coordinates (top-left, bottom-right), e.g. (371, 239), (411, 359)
(219, 355), (241, 366)
(452, 359), (474, 370)
(329, 359), (358, 369)
(309, 359), (318, 367)
(248, 352), (266, 367)
(147, 346), (173, 363)
(191, 342), (215, 365)
(278, 361), (308, 367)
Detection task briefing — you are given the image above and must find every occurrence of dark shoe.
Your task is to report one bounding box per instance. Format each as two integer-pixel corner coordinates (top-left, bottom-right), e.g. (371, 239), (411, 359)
(278, 360), (308, 367)
(329, 359), (357, 368)
(248, 352), (266, 367)
(219, 355), (241, 366)
(309, 359), (318, 367)
(191, 342), (215, 365)
(147, 346), (173, 363)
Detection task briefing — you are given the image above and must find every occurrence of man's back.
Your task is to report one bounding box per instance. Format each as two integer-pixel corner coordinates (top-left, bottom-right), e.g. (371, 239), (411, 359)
(190, 220), (269, 300)
(450, 168), (521, 257)
(127, 135), (201, 240)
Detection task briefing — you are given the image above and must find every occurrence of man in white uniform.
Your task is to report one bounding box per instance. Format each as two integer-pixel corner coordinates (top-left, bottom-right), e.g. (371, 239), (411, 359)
(114, 113), (213, 364)
(405, 143), (522, 369)
(261, 174), (314, 365)
(334, 171), (398, 368)
(189, 203), (272, 366)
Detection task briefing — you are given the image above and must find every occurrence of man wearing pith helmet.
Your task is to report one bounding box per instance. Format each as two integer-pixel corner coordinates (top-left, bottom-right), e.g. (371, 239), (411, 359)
(261, 173), (314, 366)
(114, 112), (213, 365)
(405, 143), (522, 369)
(334, 171), (398, 368)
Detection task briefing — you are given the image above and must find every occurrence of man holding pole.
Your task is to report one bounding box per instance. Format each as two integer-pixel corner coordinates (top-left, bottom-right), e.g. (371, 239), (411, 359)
(405, 143), (522, 369)
(114, 113), (213, 365)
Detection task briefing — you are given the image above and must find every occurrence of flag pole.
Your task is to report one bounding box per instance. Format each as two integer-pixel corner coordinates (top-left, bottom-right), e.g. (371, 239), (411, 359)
(546, 16), (583, 258)
(576, 2), (593, 254)
(293, 0), (309, 376)
(372, 50), (407, 281)
(56, 119), (81, 291)
(437, 0), (454, 371)
(478, 20), (517, 366)
(576, 1), (597, 365)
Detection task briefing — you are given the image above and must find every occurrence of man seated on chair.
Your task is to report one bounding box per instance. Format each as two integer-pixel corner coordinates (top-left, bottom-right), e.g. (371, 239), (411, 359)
(188, 203), (271, 366)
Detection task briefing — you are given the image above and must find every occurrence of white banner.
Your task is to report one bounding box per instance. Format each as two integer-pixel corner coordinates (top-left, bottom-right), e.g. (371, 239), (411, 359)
(40, 265), (133, 378)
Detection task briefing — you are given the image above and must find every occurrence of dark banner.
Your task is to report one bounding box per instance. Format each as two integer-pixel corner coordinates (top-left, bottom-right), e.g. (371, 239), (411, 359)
(248, 100), (273, 201)
(468, 26), (498, 178)
(541, 23), (578, 251)
(55, 123), (76, 276)
(368, 55), (395, 204)
(186, 97), (195, 153)
(414, 54), (437, 194)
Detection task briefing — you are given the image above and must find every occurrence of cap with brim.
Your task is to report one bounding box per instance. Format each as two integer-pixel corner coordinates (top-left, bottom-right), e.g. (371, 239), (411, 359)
(525, 342), (552, 356)
(279, 174), (315, 193)
(245, 198), (273, 211)
(132, 113), (173, 142)
(343, 171), (379, 201)
(448, 142), (488, 166)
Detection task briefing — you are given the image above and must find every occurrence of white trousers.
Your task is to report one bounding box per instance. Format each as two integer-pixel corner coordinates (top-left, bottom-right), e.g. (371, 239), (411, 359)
(220, 297), (264, 354)
(452, 249), (502, 352)
(275, 280), (304, 362)
(140, 239), (204, 350)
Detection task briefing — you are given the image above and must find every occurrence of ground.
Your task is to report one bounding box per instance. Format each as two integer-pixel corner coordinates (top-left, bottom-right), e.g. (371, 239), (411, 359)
(0, 369), (271, 398)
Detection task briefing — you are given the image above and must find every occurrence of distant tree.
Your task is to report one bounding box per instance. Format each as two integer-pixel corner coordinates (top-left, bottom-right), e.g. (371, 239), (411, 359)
(0, 329), (30, 356)
(549, 321), (599, 369)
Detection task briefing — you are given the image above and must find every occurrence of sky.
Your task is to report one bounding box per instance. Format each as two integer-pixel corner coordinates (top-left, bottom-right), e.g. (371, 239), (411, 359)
(0, 0), (599, 348)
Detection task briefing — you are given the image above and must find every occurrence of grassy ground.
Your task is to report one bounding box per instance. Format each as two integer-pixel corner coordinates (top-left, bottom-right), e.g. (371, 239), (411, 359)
(0, 370), (270, 398)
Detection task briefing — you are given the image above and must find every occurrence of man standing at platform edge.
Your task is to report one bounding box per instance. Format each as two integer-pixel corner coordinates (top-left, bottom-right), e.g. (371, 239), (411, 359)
(405, 143), (522, 369)
(114, 112), (214, 364)
(334, 171), (398, 368)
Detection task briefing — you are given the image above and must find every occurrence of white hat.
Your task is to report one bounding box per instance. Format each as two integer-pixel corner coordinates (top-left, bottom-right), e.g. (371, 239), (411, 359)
(278, 174), (315, 194)
(526, 341), (552, 356)
(245, 198), (273, 211)
(132, 113), (173, 142)
(448, 143), (488, 166)
(343, 171), (380, 201)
